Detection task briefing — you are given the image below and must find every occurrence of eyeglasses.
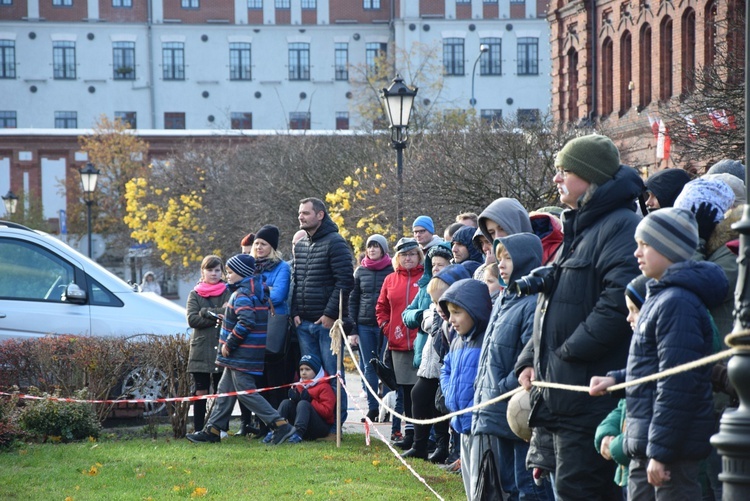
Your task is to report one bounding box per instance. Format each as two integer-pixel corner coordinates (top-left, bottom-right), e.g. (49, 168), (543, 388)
(413, 229), (427, 235)
(401, 252), (419, 258)
(555, 169), (571, 178)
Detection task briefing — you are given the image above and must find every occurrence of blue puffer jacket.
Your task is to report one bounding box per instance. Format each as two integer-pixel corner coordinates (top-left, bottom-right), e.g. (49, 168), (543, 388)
(609, 260), (728, 463)
(439, 278), (492, 434)
(473, 233), (542, 438)
(216, 276), (269, 375)
(261, 259), (291, 315)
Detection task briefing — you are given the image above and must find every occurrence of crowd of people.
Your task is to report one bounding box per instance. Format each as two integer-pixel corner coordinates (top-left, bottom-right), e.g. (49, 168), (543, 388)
(180, 133), (743, 501)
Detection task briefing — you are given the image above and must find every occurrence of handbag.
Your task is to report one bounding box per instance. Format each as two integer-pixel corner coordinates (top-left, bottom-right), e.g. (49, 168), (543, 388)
(265, 312), (291, 355)
(369, 350), (398, 391)
(475, 442), (502, 500)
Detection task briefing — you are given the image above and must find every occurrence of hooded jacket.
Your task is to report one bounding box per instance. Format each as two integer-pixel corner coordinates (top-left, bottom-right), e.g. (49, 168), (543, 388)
(473, 233), (542, 438)
(376, 262), (424, 352)
(609, 260), (728, 463)
(292, 214), (354, 322)
(439, 278), (492, 433)
(451, 225), (484, 276)
(217, 276), (269, 375)
(349, 254), (393, 328)
(186, 285), (232, 374)
(291, 368), (336, 425)
(478, 198), (534, 243)
(403, 242), (452, 333)
(644, 168), (691, 209)
(529, 212), (564, 265)
(516, 165), (644, 431)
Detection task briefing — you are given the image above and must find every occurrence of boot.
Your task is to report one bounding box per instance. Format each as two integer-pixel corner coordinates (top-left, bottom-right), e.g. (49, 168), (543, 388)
(393, 430), (414, 450)
(427, 434), (449, 464)
(401, 447), (428, 460)
(361, 408), (379, 423)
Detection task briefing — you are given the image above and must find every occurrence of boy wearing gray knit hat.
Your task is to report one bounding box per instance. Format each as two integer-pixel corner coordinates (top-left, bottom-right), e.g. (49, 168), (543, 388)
(634, 207), (698, 274)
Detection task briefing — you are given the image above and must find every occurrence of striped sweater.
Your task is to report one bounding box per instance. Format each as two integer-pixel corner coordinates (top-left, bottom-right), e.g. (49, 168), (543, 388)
(216, 276), (268, 375)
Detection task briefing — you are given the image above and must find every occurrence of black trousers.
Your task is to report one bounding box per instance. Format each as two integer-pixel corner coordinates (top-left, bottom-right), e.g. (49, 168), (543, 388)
(411, 376), (449, 451)
(191, 371), (222, 432)
(278, 399), (330, 439)
(552, 427), (621, 501)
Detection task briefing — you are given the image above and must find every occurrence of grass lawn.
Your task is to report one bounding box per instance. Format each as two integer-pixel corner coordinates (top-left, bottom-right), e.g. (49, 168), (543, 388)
(0, 426), (466, 500)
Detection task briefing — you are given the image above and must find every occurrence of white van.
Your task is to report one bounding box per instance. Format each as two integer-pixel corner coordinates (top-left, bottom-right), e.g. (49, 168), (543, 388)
(0, 221), (190, 340)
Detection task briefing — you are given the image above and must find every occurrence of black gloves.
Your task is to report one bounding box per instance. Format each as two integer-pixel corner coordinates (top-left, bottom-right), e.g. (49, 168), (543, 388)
(300, 389), (311, 402)
(288, 387), (300, 402)
(694, 202), (719, 242)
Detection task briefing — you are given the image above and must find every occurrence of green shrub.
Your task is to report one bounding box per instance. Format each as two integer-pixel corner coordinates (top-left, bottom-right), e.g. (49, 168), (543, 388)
(18, 388), (101, 442)
(0, 393), (25, 450)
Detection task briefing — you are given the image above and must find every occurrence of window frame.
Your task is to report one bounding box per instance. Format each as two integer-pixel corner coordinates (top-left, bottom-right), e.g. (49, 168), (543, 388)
(363, 0), (381, 9)
(517, 37), (539, 76)
(164, 112), (186, 130)
(365, 42), (387, 77)
(52, 0), (73, 6)
(162, 42), (185, 81)
(0, 111), (17, 128)
(112, 0), (132, 7)
(181, 0), (199, 9)
(229, 42), (252, 81)
(0, 40), (15, 79)
(248, 0), (262, 8)
(443, 37), (465, 76)
(480, 37), (502, 76)
(53, 41), (76, 80)
(54, 111), (77, 129)
(289, 111), (311, 130)
(334, 42), (348, 81)
(231, 112), (253, 130)
(114, 111), (137, 129)
(113, 41), (136, 80)
(288, 42), (310, 81)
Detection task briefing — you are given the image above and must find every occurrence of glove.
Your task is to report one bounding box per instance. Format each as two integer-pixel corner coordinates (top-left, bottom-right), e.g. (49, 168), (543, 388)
(694, 202), (720, 242)
(300, 389), (311, 402)
(288, 387), (301, 402)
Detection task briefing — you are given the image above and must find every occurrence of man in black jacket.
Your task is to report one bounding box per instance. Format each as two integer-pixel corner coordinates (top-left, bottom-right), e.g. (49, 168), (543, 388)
(515, 134), (643, 500)
(292, 197), (354, 426)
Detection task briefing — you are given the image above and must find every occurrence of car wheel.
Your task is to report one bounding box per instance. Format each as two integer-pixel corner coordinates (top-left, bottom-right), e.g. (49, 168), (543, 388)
(120, 366), (168, 417)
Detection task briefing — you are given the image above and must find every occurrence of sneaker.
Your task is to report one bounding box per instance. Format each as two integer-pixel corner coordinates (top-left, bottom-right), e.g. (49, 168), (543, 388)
(390, 431), (403, 442)
(261, 431), (273, 444)
(287, 432), (303, 444)
(220, 430), (229, 439)
(269, 422), (297, 445)
(186, 428), (221, 444)
(445, 458), (461, 474)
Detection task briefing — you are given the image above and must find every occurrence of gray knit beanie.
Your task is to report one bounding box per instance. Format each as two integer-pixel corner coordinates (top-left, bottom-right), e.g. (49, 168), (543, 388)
(366, 234), (389, 255)
(555, 134), (621, 185)
(635, 208), (698, 264)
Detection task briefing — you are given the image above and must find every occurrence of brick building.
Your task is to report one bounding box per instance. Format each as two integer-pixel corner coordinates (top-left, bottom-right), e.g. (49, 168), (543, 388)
(547, 0), (744, 171)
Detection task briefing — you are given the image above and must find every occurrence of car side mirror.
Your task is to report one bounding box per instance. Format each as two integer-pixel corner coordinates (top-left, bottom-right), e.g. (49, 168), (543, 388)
(62, 283), (87, 304)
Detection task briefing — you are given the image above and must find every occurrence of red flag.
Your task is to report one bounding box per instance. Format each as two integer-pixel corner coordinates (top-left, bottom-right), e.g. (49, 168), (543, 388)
(685, 115), (698, 142)
(656, 120), (670, 161)
(708, 109), (737, 130)
(647, 114), (659, 139)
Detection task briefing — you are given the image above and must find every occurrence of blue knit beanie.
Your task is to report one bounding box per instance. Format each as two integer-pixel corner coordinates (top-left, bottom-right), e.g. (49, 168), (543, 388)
(299, 354), (322, 374)
(226, 254), (256, 277)
(412, 215), (435, 234)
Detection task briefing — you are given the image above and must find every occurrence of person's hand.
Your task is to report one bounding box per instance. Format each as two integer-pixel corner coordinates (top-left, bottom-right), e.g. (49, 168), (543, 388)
(294, 316), (302, 327)
(288, 387), (300, 402)
(300, 389), (311, 402)
(647, 458), (671, 487)
(221, 345), (230, 357)
(348, 334), (360, 348)
(518, 367), (535, 391)
(589, 376), (616, 396)
(694, 202), (720, 242)
(316, 315), (335, 329)
(600, 435), (614, 460)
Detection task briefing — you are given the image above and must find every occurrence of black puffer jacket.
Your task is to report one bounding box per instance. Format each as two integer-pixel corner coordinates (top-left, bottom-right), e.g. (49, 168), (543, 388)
(292, 215), (354, 322)
(349, 258), (393, 328)
(516, 165), (644, 431)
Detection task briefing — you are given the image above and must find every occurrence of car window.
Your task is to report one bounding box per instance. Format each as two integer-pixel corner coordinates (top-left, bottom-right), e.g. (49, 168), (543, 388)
(89, 278), (124, 307)
(0, 238), (76, 302)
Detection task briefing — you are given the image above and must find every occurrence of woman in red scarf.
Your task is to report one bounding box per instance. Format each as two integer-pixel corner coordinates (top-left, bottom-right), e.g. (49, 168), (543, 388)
(186, 255), (232, 432)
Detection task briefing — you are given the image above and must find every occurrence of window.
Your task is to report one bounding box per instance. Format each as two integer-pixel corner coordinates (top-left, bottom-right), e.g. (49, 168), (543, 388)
(181, 0), (199, 8)
(113, 42), (135, 80)
(231, 112), (252, 129)
(275, 0), (290, 7)
(517, 37), (538, 75)
(335, 112), (349, 130)
(301, 0), (316, 8)
(113, 0), (132, 6)
(52, 0), (72, 5)
(601, 37), (613, 116)
(366, 42), (387, 77)
(456, 0), (470, 3)
(620, 31), (632, 113)
(681, 9), (696, 95)
(659, 17), (672, 101)
(0, 40), (15, 79)
(443, 38), (464, 76)
(566, 49), (578, 123)
(288, 43), (310, 81)
(704, 2), (717, 68)
(363, 0), (380, 9)
(639, 24), (652, 108)
(335, 43), (348, 81)
(55, 111), (77, 129)
(53, 41), (76, 80)
(114, 111), (136, 129)
(229, 42), (252, 81)
(0, 239), (76, 302)
(517, 109), (540, 126)
(289, 112), (310, 130)
(164, 112), (186, 129)
(248, 0), (262, 8)
(480, 109), (502, 125)
(480, 38), (501, 75)
(162, 42), (185, 81)
(0, 0), (12, 5)
(0, 111), (16, 128)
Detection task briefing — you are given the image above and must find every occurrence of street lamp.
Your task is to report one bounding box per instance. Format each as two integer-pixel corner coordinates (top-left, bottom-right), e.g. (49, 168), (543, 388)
(79, 162), (100, 258)
(470, 44), (489, 109)
(380, 75), (418, 229)
(2, 190), (18, 218)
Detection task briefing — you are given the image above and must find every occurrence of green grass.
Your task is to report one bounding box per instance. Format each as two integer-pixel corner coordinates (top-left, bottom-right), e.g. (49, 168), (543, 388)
(0, 427), (465, 500)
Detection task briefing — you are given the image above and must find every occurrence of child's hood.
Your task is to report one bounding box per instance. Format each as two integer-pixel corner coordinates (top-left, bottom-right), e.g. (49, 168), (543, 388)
(494, 232), (543, 283)
(649, 260), (729, 309)
(434, 263), (471, 288)
(438, 278), (492, 334)
(478, 198), (533, 242)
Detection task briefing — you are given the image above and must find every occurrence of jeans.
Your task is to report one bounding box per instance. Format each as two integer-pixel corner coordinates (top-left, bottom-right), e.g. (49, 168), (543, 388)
(357, 324), (384, 412)
(296, 320), (348, 424)
(205, 368), (281, 432)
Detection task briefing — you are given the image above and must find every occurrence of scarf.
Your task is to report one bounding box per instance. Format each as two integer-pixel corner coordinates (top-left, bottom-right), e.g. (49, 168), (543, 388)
(194, 281), (227, 298)
(299, 367), (326, 389)
(254, 256), (279, 275)
(361, 254), (392, 271)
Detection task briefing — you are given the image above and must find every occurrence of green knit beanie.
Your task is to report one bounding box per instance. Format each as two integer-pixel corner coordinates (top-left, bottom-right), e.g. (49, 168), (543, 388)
(555, 134), (621, 185)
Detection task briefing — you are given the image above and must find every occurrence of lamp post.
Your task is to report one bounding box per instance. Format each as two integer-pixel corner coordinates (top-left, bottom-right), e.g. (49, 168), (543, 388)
(380, 75), (417, 229)
(79, 162), (100, 259)
(2, 190), (18, 218)
(711, 0), (750, 496)
(470, 44), (489, 109)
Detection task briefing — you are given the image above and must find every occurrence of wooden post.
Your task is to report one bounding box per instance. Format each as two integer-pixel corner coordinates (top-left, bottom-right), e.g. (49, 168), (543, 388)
(336, 294), (343, 447)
